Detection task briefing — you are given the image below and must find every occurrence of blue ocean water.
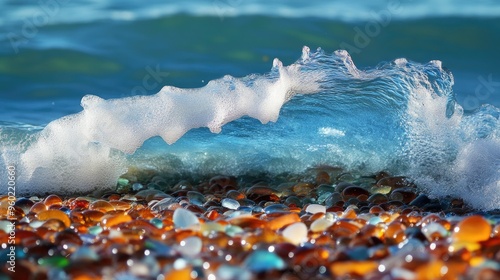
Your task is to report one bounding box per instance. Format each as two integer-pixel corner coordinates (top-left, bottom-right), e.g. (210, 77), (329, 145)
(0, 1), (499, 209)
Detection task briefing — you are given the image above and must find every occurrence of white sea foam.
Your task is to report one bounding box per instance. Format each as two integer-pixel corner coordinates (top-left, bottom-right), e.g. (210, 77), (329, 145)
(1, 47), (499, 210)
(9, 48), (322, 194)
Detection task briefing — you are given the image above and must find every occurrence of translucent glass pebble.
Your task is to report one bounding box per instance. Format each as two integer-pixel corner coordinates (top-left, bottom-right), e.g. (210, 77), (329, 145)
(177, 236), (202, 257)
(452, 215), (491, 242)
(88, 225), (103, 235)
(216, 264), (252, 280)
(101, 213), (132, 228)
(221, 198), (240, 210)
(187, 191), (206, 206)
(150, 196), (175, 212)
(132, 183), (145, 191)
(173, 208), (200, 229)
(243, 250), (286, 272)
(264, 204), (289, 214)
(305, 204), (326, 214)
(422, 222), (449, 240)
(150, 218), (164, 229)
(70, 246), (100, 261)
(310, 218), (334, 232)
(282, 222), (308, 245)
(37, 209), (71, 227)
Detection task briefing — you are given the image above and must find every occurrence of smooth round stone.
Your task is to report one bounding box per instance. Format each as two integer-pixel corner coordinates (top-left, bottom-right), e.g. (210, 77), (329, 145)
(376, 176), (413, 189)
(282, 222), (308, 245)
(225, 225), (244, 237)
(346, 246), (369, 260)
(221, 198), (240, 210)
(38, 256), (70, 268)
(342, 186), (370, 200)
(368, 193), (388, 204)
(88, 225), (103, 235)
(422, 222), (449, 240)
(15, 198), (35, 214)
(226, 190), (245, 200)
(89, 200), (115, 212)
(216, 264), (252, 280)
(325, 192), (343, 207)
(37, 209), (71, 227)
(267, 213), (301, 231)
(237, 199), (255, 207)
(305, 204), (326, 214)
(316, 184), (336, 196)
(201, 222), (226, 236)
(310, 218), (334, 232)
(150, 197), (175, 212)
(243, 250), (286, 272)
(285, 196), (302, 207)
(187, 191), (206, 206)
(410, 194), (431, 208)
(30, 202), (48, 214)
(452, 215), (491, 243)
(101, 213), (132, 228)
(177, 236), (202, 257)
(70, 246), (100, 261)
(150, 218), (164, 229)
(317, 193), (331, 205)
(173, 208), (200, 229)
(44, 194), (63, 207)
(132, 183), (145, 191)
(252, 206), (264, 213)
(368, 216), (384, 225)
(390, 188), (417, 204)
(335, 182), (354, 193)
(264, 204), (289, 214)
(136, 189), (166, 199)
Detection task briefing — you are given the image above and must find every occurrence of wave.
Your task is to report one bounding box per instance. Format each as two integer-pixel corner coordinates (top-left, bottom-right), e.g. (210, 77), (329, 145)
(1, 47), (499, 209)
(0, 0), (499, 27)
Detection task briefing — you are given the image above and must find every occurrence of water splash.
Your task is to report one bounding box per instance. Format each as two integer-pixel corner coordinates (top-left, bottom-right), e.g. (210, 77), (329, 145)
(1, 47), (499, 209)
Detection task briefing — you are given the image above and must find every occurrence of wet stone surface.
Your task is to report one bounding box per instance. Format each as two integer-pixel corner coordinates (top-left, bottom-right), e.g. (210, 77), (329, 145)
(1, 169), (499, 279)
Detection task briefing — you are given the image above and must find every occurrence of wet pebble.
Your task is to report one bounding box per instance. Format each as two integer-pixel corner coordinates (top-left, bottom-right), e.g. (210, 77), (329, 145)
(221, 198), (240, 210)
(173, 208), (200, 230)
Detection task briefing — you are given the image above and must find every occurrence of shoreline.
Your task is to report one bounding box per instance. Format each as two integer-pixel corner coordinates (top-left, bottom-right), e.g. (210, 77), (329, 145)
(2, 169), (500, 279)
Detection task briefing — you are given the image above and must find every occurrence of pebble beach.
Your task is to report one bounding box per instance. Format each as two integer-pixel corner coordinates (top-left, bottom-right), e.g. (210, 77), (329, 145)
(2, 168), (500, 280)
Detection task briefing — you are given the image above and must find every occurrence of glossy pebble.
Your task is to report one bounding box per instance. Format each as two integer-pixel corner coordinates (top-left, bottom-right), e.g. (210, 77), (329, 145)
(282, 222), (308, 245)
(305, 204), (326, 214)
(222, 198), (240, 210)
(310, 218), (334, 232)
(37, 209), (71, 227)
(173, 208), (200, 229)
(243, 250), (286, 272)
(101, 213), (132, 228)
(452, 215), (491, 242)
(177, 236), (202, 257)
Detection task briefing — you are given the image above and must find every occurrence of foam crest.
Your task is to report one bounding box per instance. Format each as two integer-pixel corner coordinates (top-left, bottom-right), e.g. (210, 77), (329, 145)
(11, 55), (322, 194)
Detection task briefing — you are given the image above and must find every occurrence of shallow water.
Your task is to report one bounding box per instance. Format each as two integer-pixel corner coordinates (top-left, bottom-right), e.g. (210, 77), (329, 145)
(0, 1), (499, 209)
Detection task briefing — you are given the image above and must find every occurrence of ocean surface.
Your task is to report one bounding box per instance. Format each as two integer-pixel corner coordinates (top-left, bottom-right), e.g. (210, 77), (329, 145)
(0, 0), (499, 209)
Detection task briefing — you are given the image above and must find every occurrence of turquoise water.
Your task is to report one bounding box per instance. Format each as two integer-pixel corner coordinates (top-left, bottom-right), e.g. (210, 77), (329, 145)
(0, 1), (499, 209)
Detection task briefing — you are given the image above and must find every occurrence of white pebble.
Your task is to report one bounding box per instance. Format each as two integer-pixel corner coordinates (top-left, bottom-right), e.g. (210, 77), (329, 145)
(177, 236), (203, 257)
(310, 218), (333, 232)
(282, 222), (308, 245)
(173, 208), (200, 230)
(305, 204), (326, 214)
(222, 198), (240, 210)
